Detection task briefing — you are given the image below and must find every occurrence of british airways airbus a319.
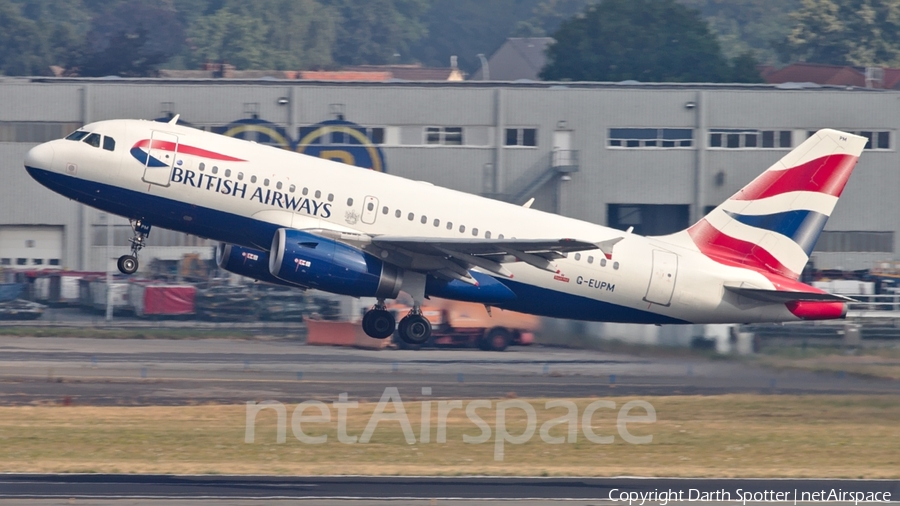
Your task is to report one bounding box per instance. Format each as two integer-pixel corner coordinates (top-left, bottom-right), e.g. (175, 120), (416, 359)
(24, 118), (866, 345)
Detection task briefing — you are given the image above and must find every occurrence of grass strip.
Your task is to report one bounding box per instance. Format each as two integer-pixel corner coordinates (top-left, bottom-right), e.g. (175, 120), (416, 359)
(0, 394), (897, 477)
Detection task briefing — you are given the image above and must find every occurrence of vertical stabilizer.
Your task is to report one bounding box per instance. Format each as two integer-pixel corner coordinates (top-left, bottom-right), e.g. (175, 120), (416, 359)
(687, 129), (867, 279)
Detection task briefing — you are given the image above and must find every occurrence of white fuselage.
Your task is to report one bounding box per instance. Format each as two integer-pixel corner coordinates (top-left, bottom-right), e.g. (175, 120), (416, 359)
(25, 119), (814, 324)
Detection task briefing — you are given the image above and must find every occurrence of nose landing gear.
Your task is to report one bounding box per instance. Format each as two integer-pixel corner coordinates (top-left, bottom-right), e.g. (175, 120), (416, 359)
(117, 219), (151, 275)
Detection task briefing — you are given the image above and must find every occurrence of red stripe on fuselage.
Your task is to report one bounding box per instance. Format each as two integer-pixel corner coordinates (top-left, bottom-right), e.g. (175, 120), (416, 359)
(731, 154), (858, 201)
(133, 139), (246, 162)
(688, 219), (799, 279)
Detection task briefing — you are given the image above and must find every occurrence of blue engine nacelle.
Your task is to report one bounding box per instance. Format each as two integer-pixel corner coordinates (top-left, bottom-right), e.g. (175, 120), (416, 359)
(269, 229), (403, 299)
(216, 243), (306, 288)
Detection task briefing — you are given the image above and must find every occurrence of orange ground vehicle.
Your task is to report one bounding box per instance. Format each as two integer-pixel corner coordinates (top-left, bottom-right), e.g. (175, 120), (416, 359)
(387, 299), (539, 351)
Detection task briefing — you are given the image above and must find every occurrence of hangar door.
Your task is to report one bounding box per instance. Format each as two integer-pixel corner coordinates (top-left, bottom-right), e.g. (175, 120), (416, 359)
(0, 226), (64, 268)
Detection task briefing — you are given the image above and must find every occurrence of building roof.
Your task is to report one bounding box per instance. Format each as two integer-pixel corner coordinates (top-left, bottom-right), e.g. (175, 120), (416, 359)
(764, 63), (867, 87)
(343, 65), (464, 81)
(470, 37), (553, 81)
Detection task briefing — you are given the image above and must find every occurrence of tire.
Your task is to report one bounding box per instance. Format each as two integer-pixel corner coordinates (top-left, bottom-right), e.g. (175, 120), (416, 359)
(398, 314), (431, 345)
(485, 327), (511, 352)
(393, 332), (421, 350)
(363, 309), (395, 339)
(117, 255), (138, 275)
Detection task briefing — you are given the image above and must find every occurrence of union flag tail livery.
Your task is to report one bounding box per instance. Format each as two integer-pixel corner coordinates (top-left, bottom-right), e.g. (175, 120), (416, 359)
(24, 120), (869, 344)
(687, 129), (866, 280)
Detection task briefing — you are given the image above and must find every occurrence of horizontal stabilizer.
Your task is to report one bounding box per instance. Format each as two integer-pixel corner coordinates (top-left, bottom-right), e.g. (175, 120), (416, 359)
(724, 286), (855, 303)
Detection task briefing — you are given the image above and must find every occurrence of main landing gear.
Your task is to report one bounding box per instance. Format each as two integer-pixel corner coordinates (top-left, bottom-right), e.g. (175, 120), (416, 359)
(361, 300), (432, 346)
(117, 219), (151, 275)
(362, 300), (396, 340)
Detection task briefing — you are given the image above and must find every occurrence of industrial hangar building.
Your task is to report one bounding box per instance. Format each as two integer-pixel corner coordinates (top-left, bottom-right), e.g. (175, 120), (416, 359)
(0, 78), (896, 274)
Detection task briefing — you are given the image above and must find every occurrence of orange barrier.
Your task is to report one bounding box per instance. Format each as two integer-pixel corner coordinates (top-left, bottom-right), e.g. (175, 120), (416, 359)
(304, 318), (390, 350)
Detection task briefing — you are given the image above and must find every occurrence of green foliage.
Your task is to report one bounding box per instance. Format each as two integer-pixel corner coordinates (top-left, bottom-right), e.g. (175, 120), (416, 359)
(322, 0), (429, 65)
(540, 0), (758, 83)
(678, 0), (799, 64)
(185, 0), (336, 70)
(781, 0), (900, 66)
(79, 0), (185, 77)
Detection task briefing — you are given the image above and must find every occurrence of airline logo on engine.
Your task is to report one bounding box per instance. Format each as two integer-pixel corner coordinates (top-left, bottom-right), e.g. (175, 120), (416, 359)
(170, 167), (332, 218)
(294, 258), (312, 270)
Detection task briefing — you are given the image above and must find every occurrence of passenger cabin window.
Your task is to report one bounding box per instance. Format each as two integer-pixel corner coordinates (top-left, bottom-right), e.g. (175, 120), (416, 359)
(433, 219), (440, 227)
(251, 175), (257, 183)
(225, 169), (231, 177)
(212, 166), (219, 174)
(199, 163), (206, 172)
(347, 198), (354, 206)
(395, 210), (402, 218)
(315, 190), (322, 198)
(102, 136), (115, 151)
(382, 206), (389, 214)
(421, 215), (428, 224)
(447, 222), (453, 230)
(238, 172), (244, 180)
(408, 212), (415, 221)
(276, 181), (282, 190)
(289, 184), (295, 192)
(472, 228), (478, 236)
(485, 231), (491, 238)
(328, 193), (334, 202)
(367, 202), (375, 211)
(263, 178), (269, 186)
(66, 130), (89, 141)
(83, 133), (101, 148)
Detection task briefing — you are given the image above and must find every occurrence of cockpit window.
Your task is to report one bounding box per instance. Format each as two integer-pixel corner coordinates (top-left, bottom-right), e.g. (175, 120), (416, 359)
(103, 136), (116, 151)
(66, 130), (89, 141)
(83, 133), (101, 148)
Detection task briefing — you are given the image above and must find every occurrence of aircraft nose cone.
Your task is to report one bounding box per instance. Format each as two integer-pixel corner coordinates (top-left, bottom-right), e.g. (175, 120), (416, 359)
(25, 142), (55, 171)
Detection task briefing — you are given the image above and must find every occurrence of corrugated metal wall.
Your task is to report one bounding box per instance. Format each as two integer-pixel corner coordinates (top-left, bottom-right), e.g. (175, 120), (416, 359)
(2, 79), (898, 270)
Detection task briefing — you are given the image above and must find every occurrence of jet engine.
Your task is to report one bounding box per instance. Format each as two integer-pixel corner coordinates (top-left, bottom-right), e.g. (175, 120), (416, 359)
(216, 243), (306, 288)
(269, 228), (403, 299)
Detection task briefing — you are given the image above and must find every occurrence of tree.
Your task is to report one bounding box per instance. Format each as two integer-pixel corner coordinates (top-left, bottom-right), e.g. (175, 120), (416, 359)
(322, 0), (429, 65)
(540, 0), (746, 82)
(678, 0), (800, 64)
(184, 0), (336, 70)
(780, 0), (900, 66)
(79, 0), (185, 77)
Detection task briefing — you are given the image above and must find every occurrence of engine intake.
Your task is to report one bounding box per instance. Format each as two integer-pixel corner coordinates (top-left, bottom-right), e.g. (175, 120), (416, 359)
(216, 243), (306, 288)
(269, 228), (403, 299)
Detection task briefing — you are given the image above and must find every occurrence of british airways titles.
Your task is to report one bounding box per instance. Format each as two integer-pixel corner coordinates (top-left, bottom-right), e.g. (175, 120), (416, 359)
(170, 167), (332, 218)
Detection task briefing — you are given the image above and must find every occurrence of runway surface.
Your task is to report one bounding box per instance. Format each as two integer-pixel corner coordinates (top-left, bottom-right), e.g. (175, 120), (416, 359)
(0, 474), (897, 501)
(0, 336), (897, 405)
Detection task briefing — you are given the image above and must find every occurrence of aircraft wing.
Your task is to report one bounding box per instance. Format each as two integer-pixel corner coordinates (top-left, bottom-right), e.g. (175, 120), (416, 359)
(369, 236), (600, 280)
(724, 286), (856, 303)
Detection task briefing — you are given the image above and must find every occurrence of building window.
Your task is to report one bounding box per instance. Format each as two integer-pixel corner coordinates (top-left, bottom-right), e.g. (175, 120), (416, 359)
(505, 128), (537, 147)
(1, 121), (81, 143)
(49, 259), (60, 266)
(846, 130), (891, 150)
(365, 127), (385, 144)
(425, 126), (464, 146)
(815, 231), (893, 252)
(710, 129), (792, 149)
(608, 128), (693, 148)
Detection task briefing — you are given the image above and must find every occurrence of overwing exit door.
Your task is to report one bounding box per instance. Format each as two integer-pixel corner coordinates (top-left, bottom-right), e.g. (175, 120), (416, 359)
(142, 131), (179, 187)
(643, 249), (678, 306)
(361, 196), (379, 224)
